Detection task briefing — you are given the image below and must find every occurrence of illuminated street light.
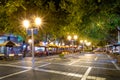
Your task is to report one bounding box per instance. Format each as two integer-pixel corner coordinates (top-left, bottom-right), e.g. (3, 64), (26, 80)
(80, 40), (91, 52)
(35, 17), (42, 26)
(67, 35), (78, 41)
(67, 35), (72, 41)
(67, 35), (78, 53)
(23, 20), (30, 29)
(23, 17), (42, 69)
(86, 42), (91, 46)
(74, 35), (78, 40)
(28, 39), (32, 44)
(80, 40), (87, 52)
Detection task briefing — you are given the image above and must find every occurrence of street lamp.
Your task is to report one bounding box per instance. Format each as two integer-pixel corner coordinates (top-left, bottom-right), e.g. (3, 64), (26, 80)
(67, 35), (72, 41)
(86, 42), (91, 46)
(80, 40), (91, 52)
(73, 35), (78, 40)
(23, 17), (42, 69)
(28, 38), (32, 48)
(80, 40), (87, 52)
(28, 39), (32, 44)
(67, 35), (78, 53)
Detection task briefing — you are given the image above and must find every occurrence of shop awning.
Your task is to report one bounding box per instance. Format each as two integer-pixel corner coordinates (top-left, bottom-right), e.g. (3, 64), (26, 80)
(0, 41), (20, 47)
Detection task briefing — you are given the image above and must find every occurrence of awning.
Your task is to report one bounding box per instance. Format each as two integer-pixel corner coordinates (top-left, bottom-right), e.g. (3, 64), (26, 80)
(0, 41), (20, 47)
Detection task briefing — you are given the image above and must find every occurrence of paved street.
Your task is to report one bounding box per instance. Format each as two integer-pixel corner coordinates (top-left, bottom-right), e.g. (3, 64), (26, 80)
(0, 52), (120, 80)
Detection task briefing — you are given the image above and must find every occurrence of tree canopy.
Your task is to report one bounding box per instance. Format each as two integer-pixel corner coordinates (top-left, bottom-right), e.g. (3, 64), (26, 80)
(0, 0), (120, 46)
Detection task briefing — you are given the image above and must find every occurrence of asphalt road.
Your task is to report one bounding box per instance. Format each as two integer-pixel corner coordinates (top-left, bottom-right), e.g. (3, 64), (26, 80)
(0, 52), (120, 80)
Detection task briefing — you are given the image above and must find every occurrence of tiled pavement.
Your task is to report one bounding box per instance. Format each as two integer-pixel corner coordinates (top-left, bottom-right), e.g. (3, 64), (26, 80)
(0, 52), (120, 80)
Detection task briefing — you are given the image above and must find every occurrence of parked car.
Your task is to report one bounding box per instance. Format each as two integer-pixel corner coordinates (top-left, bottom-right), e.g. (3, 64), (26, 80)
(34, 46), (47, 57)
(112, 49), (120, 54)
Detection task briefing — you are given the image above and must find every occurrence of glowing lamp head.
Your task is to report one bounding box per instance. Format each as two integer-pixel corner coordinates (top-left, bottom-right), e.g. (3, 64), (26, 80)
(23, 20), (29, 28)
(28, 39), (32, 44)
(67, 35), (72, 40)
(74, 35), (78, 40)
(35, 17), (42, 26)
(80, 40), (83, 43)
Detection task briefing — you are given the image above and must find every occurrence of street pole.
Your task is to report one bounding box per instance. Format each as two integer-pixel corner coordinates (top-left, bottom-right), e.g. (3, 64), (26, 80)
(23, 17), (42, 69)
(72, 40), (74, 54)
(83, 42), (84, 52)
(31, 29), (35, 69)
(67, 35), (78, 54)
(117, 26), (120, 53)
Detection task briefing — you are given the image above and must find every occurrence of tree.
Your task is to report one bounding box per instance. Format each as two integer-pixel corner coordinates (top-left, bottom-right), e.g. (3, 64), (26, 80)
(59, 0), (120, 46)
(1, 0), (120, 46)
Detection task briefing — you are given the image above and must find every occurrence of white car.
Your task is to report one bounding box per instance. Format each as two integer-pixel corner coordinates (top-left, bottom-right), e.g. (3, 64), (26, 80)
(112, 49), (120, 54)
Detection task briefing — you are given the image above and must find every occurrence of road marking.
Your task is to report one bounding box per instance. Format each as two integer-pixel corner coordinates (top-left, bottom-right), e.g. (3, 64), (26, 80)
(87, 76), (106, 80)
(81, 67), (92, 80)
(78, 61), (111, 65)
(9, 61), (21, 64)
(68, 59), (80, 65)
(106, 54), (120, 70)
(94, 57), (98, 61)
(0, 69), (30, 80)
(35, 68), (83, 78)
(75, 58), (94, 61)
(107, 55), (111, 59)
(35, 68), (105, 80)
(77, 64), (118, 70)
(111, 61), (120, 70)
(0, 64), (32, 69)
(0, 62), (50, 69)
(0, 63), (52, 79)
(38, 63), (51, 67)
(52, 63), (117, 70)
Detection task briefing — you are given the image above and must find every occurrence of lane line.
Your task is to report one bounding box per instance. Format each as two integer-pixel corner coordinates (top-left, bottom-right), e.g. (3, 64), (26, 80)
(38, 63), (51, 67)
(94, 57), (98, 61)
(51, 63), (118, 70)
(0, 62), (50, 70)
(0, 64), (31, 69)
(77, 61), (112, 65)
(35, 68), (83, 78)
(9, 61), (22, 64)
(111, 61), (120, 70)
(87, 76), (106, 80)
(0, 69), (30, 80)
(107, 55), (111, 59)
(76, 64), (117, 70)
(68, 59), (80, 65)
(106, 54), (120, 70)
(81, 67), (92, 80)
(35, 68), (105, 80)
(0, 63), (50, 79)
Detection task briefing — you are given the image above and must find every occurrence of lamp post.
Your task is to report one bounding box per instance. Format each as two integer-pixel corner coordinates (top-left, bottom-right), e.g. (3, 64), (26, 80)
(28, 39), (32, 52)
(86, 42), (91, 46)
(80, 40), (91, 52)
(80, 40), (87, 52)
(67, 35), (78, 53)
(23, 17), (42, 69)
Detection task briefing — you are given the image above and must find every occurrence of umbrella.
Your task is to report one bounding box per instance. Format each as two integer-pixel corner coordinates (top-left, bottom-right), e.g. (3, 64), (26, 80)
(47, 44), (58, 48)
(0, 41), (20, 47)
